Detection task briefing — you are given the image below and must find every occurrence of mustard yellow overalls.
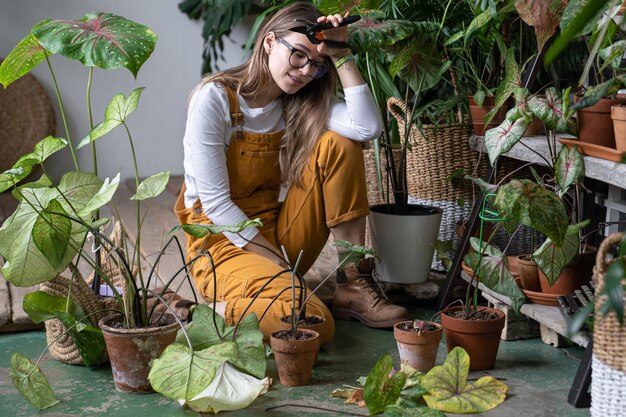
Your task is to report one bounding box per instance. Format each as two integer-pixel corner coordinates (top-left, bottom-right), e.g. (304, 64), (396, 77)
(175, 85), (369, 343)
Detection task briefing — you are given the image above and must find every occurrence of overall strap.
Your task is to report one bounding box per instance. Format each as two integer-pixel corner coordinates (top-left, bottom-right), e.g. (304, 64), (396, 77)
(224, 85), (244, 140)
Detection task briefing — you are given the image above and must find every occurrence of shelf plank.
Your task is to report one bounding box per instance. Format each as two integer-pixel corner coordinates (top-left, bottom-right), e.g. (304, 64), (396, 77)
(470, 135), (626, 188)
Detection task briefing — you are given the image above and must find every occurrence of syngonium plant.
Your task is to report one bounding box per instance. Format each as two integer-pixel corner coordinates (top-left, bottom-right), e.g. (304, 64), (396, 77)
(465, 84), (589, 313)
(0, 12), (263, 412)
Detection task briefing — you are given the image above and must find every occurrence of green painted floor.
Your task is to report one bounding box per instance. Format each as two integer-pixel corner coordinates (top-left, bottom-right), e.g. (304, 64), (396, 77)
(0, 306), (590, 417)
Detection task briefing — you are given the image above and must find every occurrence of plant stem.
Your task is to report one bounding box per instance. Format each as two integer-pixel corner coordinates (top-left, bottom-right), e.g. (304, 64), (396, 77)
(87, 67), (97, 175)
(44, 53), (79, 171)
(122, 122), (145, 324)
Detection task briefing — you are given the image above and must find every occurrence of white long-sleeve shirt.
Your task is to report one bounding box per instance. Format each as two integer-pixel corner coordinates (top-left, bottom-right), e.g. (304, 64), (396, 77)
(182, 82), (382, 247)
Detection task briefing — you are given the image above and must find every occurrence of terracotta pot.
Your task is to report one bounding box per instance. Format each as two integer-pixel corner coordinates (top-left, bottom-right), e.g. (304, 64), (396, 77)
(611, 105), (626, 152)
(441, 306), (505, 371)
(270, 329), (319, 387)
(538, 247), (596, 294)
(99, 314), (179, 393)
(468, 95), (507, 135)
(394, 321), (442, 373)
(525, 116), (545, 136)
(516, 254), (541, 292)
(576, 96), (623, 149)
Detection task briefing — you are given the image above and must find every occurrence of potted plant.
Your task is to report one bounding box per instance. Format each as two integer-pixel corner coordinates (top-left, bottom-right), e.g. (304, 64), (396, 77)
(313, 0), (478, 283)
(0, 11), (263, 408)
(393, 318), (443, 373)
(566, 0), (626, 149)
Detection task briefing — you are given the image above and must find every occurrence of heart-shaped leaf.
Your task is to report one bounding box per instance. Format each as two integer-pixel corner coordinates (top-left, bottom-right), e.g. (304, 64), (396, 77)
(494, 179), (569, 245)
(175, 305), (266, 379)
(600, 40), (626, 69)
(183, 362), (270, 413)
(528, 87), (562, 130)
(390, 36), (450, 94)
(484, 114), (530, 165)
(0, 23), (50, 88)
(484, 48), (521, 128)
(131, 171), (170, 201)
(10, 353), (60, 409)
(464, 250), (526, 312)
(0, 172), (102, 286)
(572, 76), (626, 111)
(422, 347), (507, 413)
(349, 15), (415, 52)
(555, 145), (584, 197)
(532, 221), (589, 285)
(77, 88), (145, 149)
(32, 199), (71, 269)
(23, 291), (84, 324)
(364, 353), (407, 415)
(32, 13), (157, 77)
(149, 341), (238, 401)
(78, 173), (121, 217)
(54, 311), (105, 367)
(515, 0), (567, 53)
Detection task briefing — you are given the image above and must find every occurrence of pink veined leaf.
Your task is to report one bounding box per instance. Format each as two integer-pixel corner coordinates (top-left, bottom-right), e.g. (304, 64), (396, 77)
(515, 0), (568, 53)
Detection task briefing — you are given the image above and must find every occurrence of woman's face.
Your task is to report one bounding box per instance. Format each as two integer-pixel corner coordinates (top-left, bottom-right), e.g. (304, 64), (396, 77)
(264, 32), (327, 96)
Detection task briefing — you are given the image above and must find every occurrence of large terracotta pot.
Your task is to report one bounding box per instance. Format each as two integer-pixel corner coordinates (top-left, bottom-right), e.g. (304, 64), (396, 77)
(576, 96), (623, 149)
(394, 321), (442, 373)
(538, 247), (597, 294)
(99, 314), (179, 393)
(270, 329), (319, 387)
(611, 104), (626, 152)
(441, 306), (505, 371)
(468, 95), (507, 135)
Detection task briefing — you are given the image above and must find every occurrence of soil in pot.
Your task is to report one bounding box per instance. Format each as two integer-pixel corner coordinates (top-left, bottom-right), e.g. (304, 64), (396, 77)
(279, 314), (329, 347)
(394, 320), (442, 373)
(99, 314), (179, 393)
(538, 247), (596, 294)
(270, 329), (319, 387)
(440, 306), (505, 371)
(516, 254), (541, 292)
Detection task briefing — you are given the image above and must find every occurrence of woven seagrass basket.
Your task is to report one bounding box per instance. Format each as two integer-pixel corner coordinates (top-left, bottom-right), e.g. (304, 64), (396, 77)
(0, 58), (56, 174)
(40, 221), (129, 365)
(591, 232), (626, 417)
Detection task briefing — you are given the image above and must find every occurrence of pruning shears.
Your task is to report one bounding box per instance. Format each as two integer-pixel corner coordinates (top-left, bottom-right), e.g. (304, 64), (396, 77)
(289, 14), (360, 49)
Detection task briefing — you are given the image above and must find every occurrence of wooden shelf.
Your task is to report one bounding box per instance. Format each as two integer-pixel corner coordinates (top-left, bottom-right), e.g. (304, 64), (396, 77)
(460, 271), (590, 348)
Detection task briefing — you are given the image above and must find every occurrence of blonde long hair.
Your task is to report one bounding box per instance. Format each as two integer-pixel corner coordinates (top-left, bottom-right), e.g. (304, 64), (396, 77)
(191, 2), (337, 186)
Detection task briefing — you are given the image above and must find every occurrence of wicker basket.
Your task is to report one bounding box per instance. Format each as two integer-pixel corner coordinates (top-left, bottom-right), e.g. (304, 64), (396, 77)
(591, 232), (626, 417)
(40, 221), (129, 365)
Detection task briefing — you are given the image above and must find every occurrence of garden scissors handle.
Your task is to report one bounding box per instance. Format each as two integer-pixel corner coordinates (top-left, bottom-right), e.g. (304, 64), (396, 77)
(290, 15), (360, 49)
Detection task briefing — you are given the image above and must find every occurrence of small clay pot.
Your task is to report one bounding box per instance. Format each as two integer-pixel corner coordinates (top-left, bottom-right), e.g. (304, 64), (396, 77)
(99, 314), (179, 393)
(440, 306), (505, 371)
(576, 96), (624, 149)
(270, 329), (319, 387)
(516, 254), (541, 292)
(394, 320), (442, 373)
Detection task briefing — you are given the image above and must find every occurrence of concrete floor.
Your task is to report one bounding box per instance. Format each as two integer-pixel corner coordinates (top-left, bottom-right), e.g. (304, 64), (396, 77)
(0, 305), (590, 417)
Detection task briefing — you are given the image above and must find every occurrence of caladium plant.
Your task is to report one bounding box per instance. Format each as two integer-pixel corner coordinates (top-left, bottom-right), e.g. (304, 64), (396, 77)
(467, 84), (592, 297)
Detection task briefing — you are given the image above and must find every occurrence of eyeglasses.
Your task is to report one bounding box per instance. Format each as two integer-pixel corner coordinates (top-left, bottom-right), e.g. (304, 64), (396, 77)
(277, 37), (328, 79)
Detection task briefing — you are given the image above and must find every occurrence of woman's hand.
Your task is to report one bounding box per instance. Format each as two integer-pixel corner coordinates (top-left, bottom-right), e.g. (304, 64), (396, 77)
(316, 13), (351, 60)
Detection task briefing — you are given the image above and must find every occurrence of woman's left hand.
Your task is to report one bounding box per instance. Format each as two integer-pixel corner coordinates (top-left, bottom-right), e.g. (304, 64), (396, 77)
(316, 13), (351, 60)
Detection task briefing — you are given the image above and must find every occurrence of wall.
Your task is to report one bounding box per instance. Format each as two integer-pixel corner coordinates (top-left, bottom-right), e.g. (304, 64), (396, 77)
(0, 0), (251, 181)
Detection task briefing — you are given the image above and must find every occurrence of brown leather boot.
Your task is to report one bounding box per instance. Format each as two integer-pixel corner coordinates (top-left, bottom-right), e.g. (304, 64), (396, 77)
(332, 258), (411, 328)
